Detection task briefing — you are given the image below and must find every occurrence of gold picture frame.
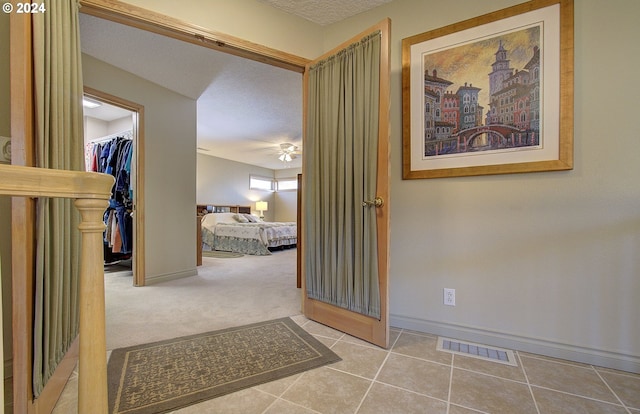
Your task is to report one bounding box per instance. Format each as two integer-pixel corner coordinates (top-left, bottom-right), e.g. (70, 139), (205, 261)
(402, 0), (573, 179)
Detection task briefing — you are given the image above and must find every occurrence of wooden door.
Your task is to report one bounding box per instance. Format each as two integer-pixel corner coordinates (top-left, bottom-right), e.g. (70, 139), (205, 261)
(301, 19), (391, 348)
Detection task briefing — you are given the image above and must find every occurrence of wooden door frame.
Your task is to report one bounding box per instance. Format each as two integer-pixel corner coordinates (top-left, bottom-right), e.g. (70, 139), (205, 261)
(78, 0), (309, 73)
(83, 87), (146, 286)
(77, 0), (310, 281)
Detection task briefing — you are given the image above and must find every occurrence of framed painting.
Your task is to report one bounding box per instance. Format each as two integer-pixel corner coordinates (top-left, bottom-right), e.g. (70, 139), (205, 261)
(402, 0), (573, 179)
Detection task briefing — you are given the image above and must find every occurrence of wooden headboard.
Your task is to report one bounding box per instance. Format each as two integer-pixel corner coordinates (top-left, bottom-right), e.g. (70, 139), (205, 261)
(196, 204), (252, 216)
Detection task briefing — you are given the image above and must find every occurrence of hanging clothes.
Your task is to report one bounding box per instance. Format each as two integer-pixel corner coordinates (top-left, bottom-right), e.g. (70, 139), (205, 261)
(87, 132), (134, 262)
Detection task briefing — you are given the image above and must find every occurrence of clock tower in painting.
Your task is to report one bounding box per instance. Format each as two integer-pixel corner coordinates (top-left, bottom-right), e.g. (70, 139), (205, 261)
(488, 40), (513, 96)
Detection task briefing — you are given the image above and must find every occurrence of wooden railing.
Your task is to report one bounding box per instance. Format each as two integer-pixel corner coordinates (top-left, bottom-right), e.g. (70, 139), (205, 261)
(0, 163), (114, 414)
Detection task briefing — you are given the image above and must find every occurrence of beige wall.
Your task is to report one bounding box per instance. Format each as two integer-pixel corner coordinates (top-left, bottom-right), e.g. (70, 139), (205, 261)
(197, 153), (276, 221)
(325, 0), (640, 372)
(196, 154), (300, 222)
(84, 115), (133, 143)
(82, 54), (198, 283)
(120, 0), (324, 60)
(1, 0), (636, 375)
(274, 168), (301, 223)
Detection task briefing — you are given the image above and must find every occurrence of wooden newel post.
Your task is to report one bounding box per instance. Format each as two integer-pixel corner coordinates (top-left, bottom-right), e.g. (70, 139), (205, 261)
(74, 198), (110, 414)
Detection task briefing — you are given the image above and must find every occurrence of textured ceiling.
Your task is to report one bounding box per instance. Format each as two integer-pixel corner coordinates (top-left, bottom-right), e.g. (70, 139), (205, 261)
(257, 0), (394, 25)
(80, 1), (393, 170)
(80, 14), (303, 170)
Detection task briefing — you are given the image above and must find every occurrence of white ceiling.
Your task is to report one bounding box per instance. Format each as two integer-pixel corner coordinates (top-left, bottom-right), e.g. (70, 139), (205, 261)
(258, 0), (393, 26)
(79, 0), (393, 170)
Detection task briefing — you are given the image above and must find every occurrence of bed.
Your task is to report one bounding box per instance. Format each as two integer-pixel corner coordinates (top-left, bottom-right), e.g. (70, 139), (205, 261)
(200, 211), (297, 255)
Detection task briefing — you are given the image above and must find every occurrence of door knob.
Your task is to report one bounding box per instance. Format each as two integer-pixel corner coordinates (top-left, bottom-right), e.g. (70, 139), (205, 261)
(362, 197), (384, 207)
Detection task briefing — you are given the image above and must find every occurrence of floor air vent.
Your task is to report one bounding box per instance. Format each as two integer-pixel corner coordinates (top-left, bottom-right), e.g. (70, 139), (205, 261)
(437, 337), (518, 366)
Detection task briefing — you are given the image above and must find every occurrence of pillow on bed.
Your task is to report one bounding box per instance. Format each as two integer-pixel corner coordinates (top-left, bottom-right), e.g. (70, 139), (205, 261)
(234, 214), (249, 223)
(243, 213), (260, 223)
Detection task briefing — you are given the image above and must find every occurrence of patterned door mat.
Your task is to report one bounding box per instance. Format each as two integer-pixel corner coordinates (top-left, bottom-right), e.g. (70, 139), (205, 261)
(108, 317), (340, 414)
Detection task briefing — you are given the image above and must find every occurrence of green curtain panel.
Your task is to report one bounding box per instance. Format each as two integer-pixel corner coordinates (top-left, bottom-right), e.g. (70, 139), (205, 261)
(304, 32), (381, 319)
(32, 0), (84, 397)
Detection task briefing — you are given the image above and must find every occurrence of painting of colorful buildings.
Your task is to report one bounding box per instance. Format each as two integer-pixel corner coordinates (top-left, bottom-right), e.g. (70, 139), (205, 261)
(422, 26), (541, 157)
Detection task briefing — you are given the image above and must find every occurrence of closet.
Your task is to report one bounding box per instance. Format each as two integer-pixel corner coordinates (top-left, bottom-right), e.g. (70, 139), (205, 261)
(86, 130), (134, 265)
(83, 88), (145, 285)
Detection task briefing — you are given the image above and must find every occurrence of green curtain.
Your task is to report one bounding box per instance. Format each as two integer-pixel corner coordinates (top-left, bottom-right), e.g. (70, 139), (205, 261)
(304, 31), (381, 319)
(32, 0), (84, 397)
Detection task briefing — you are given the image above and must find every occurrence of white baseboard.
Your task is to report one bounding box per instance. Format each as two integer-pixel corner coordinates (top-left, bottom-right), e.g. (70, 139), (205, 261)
(145, 268), (197, 285)
(390, 313), (640, 374)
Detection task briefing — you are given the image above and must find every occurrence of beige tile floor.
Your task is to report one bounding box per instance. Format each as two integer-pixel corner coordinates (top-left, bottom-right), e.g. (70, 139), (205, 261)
(51, 314), (640, 414)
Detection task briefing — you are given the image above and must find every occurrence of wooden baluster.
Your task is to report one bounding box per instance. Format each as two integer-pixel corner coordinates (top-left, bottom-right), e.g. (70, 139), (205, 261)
(74, 198), (110, 414)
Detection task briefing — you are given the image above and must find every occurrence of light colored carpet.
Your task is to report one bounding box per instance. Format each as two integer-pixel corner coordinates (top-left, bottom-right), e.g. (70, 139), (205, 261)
(201, 250), (244, 258)
(104, 248), (301, 350)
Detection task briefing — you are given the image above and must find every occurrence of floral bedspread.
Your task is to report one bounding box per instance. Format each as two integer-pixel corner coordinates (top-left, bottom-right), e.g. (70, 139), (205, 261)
(201, 222), (297, 256)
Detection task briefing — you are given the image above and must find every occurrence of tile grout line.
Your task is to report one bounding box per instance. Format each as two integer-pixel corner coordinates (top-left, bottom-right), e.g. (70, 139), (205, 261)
(446, 354), (454, 414)
(518, 350), (633, 411)
(591, 366), (633, 414)
(261, 319), (342, 414)
(352, 328), (404, 413)
(448, 365), (530, 386)
(257, 371), (305, 414)
(258, 382), (324, 414)
(256, 340), (331, 414)
(388, 348), (454, 369)
(516, 351), (541, 414)
(528, 383), (633, 410)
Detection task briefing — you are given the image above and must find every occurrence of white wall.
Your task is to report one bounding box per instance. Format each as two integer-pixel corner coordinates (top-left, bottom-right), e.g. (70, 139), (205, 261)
(83, 54), (198, 283)
(84, 115), (133, 143)
(196, 154), (299, 222)
(84, 116), (108, 142)
(197, 153), (276, 221)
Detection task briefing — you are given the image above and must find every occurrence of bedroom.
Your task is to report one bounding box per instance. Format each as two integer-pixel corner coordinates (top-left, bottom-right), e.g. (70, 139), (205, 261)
(83, 17), (301, 350)
(196, 157), (299, 256)
(79, 10), (305, 285)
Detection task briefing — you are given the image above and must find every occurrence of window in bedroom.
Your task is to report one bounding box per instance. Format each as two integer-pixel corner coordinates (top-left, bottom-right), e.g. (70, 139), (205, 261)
(250, 175), (274, 191)
(276, 177), (298, 191)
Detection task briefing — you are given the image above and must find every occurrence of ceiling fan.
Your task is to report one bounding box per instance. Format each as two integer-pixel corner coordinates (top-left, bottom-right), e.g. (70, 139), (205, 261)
(278, 142), (301, 163)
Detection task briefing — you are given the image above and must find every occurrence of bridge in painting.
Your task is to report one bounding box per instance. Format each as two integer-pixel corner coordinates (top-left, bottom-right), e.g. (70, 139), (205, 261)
(426, 124), (539, 156)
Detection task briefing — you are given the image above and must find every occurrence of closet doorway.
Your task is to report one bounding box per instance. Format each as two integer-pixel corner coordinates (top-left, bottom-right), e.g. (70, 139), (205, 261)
(83, 87), (146, 286)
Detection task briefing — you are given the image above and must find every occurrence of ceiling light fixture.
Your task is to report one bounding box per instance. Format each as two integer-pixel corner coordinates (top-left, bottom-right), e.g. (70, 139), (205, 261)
(278, 153), (293, 162)
(278, 142), (299, 164)
(82, 97), (102, 109)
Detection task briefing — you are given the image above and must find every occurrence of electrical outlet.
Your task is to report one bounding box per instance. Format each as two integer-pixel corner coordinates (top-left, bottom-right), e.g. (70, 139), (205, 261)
(444, 288), (456, 306)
